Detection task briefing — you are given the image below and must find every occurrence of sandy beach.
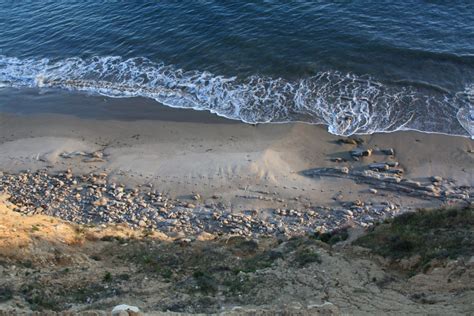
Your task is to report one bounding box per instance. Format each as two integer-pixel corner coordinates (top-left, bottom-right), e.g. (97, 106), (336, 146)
(1, 92), (472, 216)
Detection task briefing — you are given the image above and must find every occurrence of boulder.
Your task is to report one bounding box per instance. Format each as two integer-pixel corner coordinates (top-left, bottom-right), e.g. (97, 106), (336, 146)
(351, 148), (372, 158)
(368, 163), (389, 171)
(380, 148), (395, 155)
(111, 304), (140, 316)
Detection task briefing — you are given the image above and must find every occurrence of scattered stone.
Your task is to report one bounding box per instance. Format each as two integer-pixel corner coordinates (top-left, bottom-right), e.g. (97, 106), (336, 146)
(380, 148), (395, 156)
(369, 163), (389, 171)
(338, 167), (349, 174)
(92, 151), (104, 158)
(431, 176), (443, 183)
(92, 197), (109, 207)
(369, 188), (378, 194)
(337, 137), (364, 145)
(83, 157), (106, 163)
(2, 169), (469, 240)
(112, 304), (141, 316)
(386, 161), (399, 168)
(351, 148), (372, 158)
(60, 151), (87, 158)
(387, 168), (404, 175)
(344, 209), (353, 217)
(197, 232), (216, 241)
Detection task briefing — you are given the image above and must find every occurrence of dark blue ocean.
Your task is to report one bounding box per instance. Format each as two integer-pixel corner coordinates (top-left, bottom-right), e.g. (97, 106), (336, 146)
(0, 1), (473, 136)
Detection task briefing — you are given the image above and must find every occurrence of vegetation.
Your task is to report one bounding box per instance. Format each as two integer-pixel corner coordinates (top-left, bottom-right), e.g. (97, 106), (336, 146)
(354, 206), (474, 272)
(123, 235), (326, 300)
(294, 248), (322, 266)
(102, 271), (112, 282)
(312, 226), (350, 245)
(0, 286), (13, 303)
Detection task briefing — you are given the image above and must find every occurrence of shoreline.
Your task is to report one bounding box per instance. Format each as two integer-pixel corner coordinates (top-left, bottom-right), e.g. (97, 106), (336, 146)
(0, 87), (471, 138)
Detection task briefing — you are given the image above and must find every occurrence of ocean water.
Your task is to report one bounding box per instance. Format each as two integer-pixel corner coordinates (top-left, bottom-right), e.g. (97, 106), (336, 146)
(0, 1), (473, 137)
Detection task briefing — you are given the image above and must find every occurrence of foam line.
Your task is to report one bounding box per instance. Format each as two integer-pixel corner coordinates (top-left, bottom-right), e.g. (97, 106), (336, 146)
(0, 55), (472, 137)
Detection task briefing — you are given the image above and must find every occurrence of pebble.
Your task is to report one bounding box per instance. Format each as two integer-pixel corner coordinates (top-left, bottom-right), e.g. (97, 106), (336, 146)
(2, 169), (466, 239)
(92, 197), (109, 207)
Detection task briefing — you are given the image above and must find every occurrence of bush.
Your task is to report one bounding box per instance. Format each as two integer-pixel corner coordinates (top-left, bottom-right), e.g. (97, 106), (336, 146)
(354, 206), (473, 272)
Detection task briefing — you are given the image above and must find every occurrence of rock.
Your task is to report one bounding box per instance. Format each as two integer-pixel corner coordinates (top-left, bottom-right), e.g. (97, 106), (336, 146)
(138, 220), (147, 227)
(368, 163), (389, 171)
(387, 168), (404, 175)
(338, 166), (349, 174)
(369, 188), (378, 194)
(92, 151), (103, 158)
(197, 232), (216, 241)
(92, 197), (109, 207)
(337, 137), (363, 145)
(380, 148), (395, 156)
(111, 304), (140, 316)
(83, 157), (105, 163)
(404, 180), (421, 188)
(330, 157), (344, 163)
(386, 161), (399, 167)
(192, 193), (201, 200)
(423, 185), (439, 193)
(344, 209), (353, 217)
(431, 176), (443, 183)
(60, 151), (87, 158)
(351, 148), (372, 158)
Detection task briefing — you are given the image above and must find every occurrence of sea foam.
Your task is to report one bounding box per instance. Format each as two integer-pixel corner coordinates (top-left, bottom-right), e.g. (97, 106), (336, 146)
(0, 55), (472, 137)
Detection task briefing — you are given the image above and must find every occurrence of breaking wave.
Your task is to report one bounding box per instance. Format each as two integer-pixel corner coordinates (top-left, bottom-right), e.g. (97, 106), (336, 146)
(0, 55), (472, 137)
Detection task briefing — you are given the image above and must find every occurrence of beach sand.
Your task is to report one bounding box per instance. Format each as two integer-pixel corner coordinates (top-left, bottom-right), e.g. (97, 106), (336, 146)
(1, 91), (472, 214)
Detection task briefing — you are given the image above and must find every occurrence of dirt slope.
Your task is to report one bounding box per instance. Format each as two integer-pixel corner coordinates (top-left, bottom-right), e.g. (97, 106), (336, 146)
(0, 196), (472, 315)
